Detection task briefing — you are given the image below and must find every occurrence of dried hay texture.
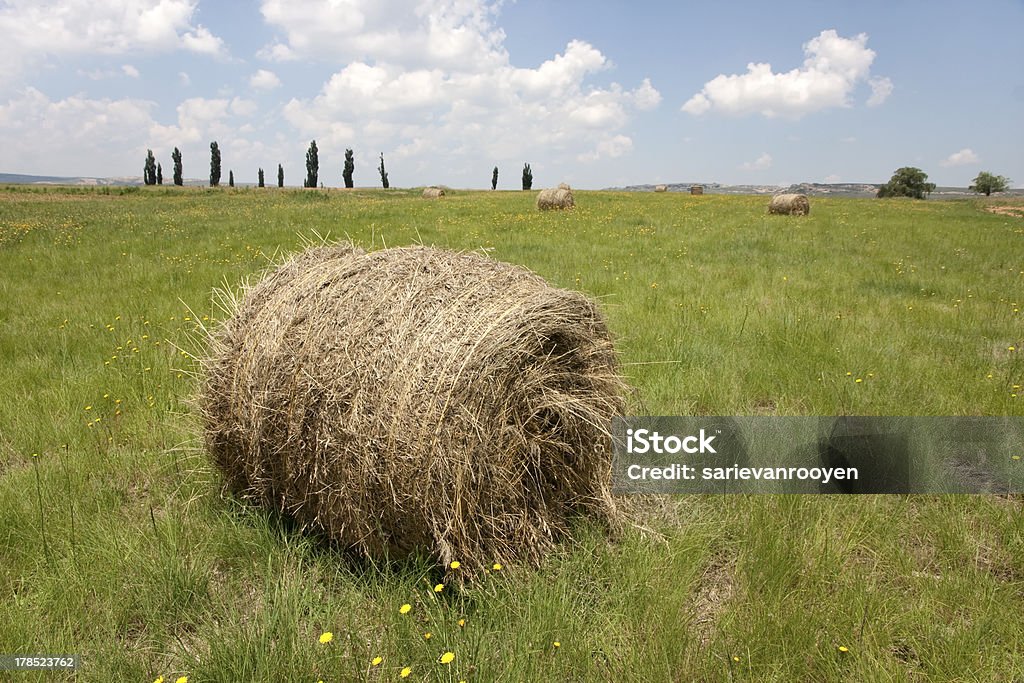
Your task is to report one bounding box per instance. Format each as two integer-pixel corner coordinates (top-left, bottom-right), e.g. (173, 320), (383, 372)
(422, 187), (445, 199)
(200, 244), (626, 572)
(690, 185), (704, 195)
(557, 182), (571, 190)
(768, 193), (810, 216)
(654, 185), (667, 193)
(536, 187), (575, 211)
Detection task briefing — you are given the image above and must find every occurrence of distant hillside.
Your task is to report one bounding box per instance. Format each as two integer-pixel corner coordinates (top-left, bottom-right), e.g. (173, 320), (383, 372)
(608, 181), (1024, 198)
(0, 173), (208, 187)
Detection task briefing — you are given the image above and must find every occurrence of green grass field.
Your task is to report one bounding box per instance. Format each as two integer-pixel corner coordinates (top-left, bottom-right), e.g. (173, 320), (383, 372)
(1, 185), (1022, 682)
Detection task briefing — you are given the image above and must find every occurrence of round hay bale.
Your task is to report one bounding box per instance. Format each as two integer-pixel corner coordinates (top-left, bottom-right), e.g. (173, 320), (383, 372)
(200, 244), (625, 571)
(768, 193), (810, 216)
(690, 185), (704, 195)
(536, 187), (575, 211)
(654, 185), (667, 193)
(422, 187), (445, 199)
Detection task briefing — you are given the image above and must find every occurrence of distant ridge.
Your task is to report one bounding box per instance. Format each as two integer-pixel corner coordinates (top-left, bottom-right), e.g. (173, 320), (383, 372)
(606, 182), (1024, 198)
(0, 172), (207, 187)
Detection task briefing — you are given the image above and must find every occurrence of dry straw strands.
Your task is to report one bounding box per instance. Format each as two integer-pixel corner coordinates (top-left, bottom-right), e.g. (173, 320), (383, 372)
(536, 185), (574, 210)
(768, 193), (811, 216)
(422, 187), (445, 199)
(200, 244), (626, 572)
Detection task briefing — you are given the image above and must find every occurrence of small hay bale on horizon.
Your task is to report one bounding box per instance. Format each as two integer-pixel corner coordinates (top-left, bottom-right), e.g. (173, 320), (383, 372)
(536, 185), (574, 210)
(422, 187), (445, 199)
(768, 193), (811, 216)
(654, 185), (667, 192)
(200, 244), (625, 573)
(690, 185), (704, 195)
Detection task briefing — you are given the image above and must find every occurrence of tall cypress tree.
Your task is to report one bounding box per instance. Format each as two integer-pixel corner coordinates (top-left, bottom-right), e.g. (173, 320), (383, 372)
(172, 147), (183, 186)
(521, 163), (532, 190)
(491, 166), (498, 190)
(258, 168), (265, 188)
(143, 149), (156, 185)
(343, 148), (355, 188)
(157, 163), (163, 185)
(278, 164), (284, 188)
(305, 140), (319, 188)
(229, 170), (234, 187)
(210, 141), (221, 187)
(378, 153), (389, 189)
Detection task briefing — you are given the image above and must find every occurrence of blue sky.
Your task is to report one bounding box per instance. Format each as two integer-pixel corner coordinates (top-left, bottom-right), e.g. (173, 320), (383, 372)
(1, 0), (1021, 189)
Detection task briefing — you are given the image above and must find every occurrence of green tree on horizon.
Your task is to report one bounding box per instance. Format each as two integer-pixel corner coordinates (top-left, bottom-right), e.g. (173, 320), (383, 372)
(522, 163), (533, 190)
(258, 168), (265, 188)
(970, 171), (1011, 197)
(877, 167), (934, 199)
(492, 166), (498, 190)
(277, 164), (284, 188)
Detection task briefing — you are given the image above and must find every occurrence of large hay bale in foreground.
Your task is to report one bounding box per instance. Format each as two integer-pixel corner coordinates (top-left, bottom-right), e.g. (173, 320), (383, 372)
(422, 187), (445, 199)
(201, 245), (625, 571)
(768, 193), (810, 216)
(536, 186), (574, 210)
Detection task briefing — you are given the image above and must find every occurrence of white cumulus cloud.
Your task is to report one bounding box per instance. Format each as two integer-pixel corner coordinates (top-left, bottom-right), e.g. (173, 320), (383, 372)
(682, 29), (890, 118)
(739, 153), (772, 171)
(259, 0), (508, 71)
(275, 1), (661, 174)
(940, 148), (980, 167)
(250, 69), (282, 90)
(0, 0), (227, 89)
(867, 76), (893, 106)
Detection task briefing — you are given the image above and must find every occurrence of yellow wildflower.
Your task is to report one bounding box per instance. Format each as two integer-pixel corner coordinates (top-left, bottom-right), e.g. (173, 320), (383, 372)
(399, 603), (412, 614)
(371, 656), (383, 666)
(318, 632), (333, 644)
(400, 666), (412, 678)
(439, 652), (455, 664)
(449, 561), (461, 569)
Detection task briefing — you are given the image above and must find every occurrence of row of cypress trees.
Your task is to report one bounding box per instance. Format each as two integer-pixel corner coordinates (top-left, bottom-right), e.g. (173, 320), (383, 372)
(145, 141), (536, 190)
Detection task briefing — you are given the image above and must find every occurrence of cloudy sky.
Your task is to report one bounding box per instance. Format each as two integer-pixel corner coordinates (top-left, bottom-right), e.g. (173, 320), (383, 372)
(1, 0), (1021, 189)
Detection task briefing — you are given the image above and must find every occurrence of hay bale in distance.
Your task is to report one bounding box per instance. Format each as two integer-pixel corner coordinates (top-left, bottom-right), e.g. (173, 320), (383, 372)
(536, 186), (575, 210)
(200, 244), (625, 572)
(422, 187), (445, 199)
(768, 193), (811, 216)
(690, 185), (704, 195)
(654, 185), (667, 193)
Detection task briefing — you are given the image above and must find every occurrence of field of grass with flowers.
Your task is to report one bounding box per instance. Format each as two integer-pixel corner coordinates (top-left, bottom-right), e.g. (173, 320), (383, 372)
(0, 184), (1022, 682)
